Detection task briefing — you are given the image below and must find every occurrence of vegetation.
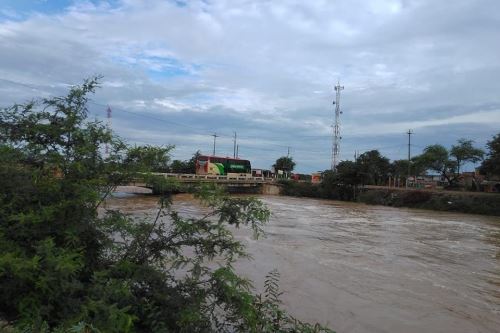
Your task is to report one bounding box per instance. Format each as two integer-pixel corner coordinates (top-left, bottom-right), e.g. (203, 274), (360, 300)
(125, 144), (174, 173)
(280, 136), (499, 215)
(280, 179), (500, 216)
(357, 189), (500, 216)
(0, 78), (333, 332)
(480, 133), (500, 179)
(273, 156), (295, 177)
(280, 161), (363, 201)
(450, 139), (484, 174)
(356, 150), (390, 186)
(413, 144), (458, 186)
(412, 140), (484, 188)
(170, 150), (201, 174)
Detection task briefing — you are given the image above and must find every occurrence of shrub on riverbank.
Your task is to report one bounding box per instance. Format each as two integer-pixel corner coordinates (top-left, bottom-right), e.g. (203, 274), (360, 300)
(279, 179), (361, 202)
(280, 180), (323, 198)
(279, 180), (500, 216)
(357, 189), (500, 216)
(356, 189), (433, 207)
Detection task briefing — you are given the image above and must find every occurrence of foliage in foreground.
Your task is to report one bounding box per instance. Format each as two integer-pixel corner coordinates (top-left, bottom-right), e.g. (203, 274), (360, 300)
(0, 78), (333, 332)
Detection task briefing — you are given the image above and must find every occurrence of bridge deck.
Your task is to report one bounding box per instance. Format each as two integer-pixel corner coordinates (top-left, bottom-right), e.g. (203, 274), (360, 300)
(142, 173), (277, 185)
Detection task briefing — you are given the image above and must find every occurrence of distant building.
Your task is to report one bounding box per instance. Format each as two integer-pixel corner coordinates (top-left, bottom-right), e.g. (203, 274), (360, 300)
(251, 169), (274, 179)
(481, 180), (500, 193)
(458, 171), (484, 190)
(408, 175), (443, 188)
(311, 172), (322, 184)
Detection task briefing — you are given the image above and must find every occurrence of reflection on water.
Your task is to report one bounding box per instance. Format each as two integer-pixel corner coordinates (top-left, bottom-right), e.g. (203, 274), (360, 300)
(105, 192), (500, 333)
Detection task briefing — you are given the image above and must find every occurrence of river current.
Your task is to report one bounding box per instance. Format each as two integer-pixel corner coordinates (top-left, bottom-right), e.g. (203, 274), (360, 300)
(106, 190), (500, 333)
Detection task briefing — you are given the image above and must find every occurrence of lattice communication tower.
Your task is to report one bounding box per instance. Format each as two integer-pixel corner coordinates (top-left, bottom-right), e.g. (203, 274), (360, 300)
(331, 81), (344, 171)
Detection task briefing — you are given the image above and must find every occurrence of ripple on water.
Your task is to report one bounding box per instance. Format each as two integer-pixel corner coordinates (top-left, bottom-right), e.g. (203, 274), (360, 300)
(105, 193), (500, 333)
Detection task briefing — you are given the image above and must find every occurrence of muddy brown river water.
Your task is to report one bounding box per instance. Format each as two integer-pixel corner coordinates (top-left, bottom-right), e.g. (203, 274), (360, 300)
(106, 190), (500, 333)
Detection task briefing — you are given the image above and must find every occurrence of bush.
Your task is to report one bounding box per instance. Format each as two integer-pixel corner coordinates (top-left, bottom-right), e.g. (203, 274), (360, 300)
(397, 190), (432, 206)
(279, 180), (318, 198)
(0, 79), (334, 332)
(357, 189), (389, 205)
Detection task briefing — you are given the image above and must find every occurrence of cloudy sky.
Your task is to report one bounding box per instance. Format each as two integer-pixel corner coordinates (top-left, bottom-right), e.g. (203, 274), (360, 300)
(1, 0), (499, 172)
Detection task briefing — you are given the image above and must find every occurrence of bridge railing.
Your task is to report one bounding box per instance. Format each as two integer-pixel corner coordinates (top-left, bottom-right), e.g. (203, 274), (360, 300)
(148, 173), (273, 182)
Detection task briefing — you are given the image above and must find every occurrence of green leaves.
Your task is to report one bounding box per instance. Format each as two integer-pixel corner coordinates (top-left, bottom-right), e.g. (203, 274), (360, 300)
(124, 145), (174, 173)
(480, 133), (500, 178)
(450, 139), (484, 173)
(273, 156), (296, 176)
(264, 269), (282, 305)
(0, 79), (334, 333)
(216, 197), (270, 239)
(414, 139), (484, 188)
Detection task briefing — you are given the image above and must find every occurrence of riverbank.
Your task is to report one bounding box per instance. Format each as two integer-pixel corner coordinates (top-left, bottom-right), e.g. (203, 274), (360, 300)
(280, 181), (500, 216)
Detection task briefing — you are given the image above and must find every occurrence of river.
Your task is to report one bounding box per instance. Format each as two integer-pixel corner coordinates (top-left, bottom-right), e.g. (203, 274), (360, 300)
(106, 190), (500, 333)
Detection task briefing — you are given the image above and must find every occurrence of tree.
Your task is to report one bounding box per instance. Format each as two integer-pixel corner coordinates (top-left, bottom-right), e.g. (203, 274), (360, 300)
(0, 79), (333, 332)
(335, 161), (363, 186)
(170, 159), (188, 173)
(415, 144), (458, 187)
(125, 144), (173, 173)
(170, 150), (201, 174)
(356, 150), (390, 185)
(389, 159), (426, 186)
(0, 77), (129, 331)
(332, 161), (364, 199)
(390, 159), (409, 182)
(480, 133), (500, 179)
(273, 156), (295, 178)
(450, 138), (484, 174)
(416, 140), (485, 188)
(273, 156), (295, 172)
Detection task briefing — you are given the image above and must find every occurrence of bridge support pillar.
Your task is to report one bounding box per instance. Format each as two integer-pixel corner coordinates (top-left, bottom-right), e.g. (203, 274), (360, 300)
(261, 183), (282, 195)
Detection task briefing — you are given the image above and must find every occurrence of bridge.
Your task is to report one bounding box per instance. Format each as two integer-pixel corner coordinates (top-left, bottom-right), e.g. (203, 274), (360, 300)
(130, 173), (282, 195)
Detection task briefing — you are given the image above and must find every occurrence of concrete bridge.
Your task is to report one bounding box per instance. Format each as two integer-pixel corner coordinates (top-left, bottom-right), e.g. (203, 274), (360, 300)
(130, 173), (282, 195)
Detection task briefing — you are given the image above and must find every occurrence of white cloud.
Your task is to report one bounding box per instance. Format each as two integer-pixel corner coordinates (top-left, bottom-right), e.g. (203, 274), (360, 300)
(345, 110), (500, 137)
(1, 0), (500, 171)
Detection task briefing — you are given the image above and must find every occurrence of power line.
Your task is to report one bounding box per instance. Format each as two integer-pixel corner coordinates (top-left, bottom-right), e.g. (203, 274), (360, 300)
(96, 105), (417, 162)
(89, 101), (342, 143)
(88, 101), (359, 151)
(88, 100), (211, 133)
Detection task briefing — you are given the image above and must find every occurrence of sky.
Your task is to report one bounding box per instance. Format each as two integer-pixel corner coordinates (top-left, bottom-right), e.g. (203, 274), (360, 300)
(1, 0), (499, 173)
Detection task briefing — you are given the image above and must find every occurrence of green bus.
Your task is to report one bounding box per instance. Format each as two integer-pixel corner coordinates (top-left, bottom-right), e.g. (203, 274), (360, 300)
(195, 155), (251, 177)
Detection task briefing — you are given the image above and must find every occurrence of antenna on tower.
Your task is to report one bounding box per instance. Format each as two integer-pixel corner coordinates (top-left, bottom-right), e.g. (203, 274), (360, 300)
(105, 105), (112, 156)
(331, 81), (344, 171)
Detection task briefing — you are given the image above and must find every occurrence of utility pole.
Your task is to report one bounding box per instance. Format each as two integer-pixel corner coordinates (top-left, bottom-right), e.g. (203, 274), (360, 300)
(406, 129), (413, 188)
(286, 146), (290, 179)
(233, 132), (237, 158)
(211, 133), (219, 156)
(236, 144), (239, 158)
(331, 81), (344, 171)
